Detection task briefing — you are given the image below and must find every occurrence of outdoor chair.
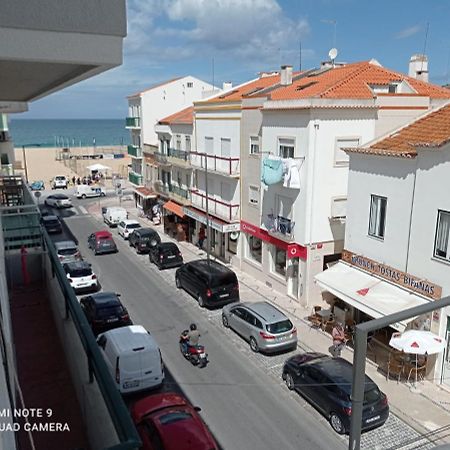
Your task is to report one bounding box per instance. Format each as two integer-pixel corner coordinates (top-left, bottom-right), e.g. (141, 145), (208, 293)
(406, 361), (427, 384)
(386, 351), (405, 383)
(308, 306), (322, 330)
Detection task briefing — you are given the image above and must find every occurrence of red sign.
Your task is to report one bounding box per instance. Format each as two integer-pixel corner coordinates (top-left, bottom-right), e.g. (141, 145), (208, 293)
(240, 220), (307, 260)
(357, 287), (369, 296)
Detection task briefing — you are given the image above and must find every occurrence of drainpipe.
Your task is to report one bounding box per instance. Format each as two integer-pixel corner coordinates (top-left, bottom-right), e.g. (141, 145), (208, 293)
(404, 157), (418, 274)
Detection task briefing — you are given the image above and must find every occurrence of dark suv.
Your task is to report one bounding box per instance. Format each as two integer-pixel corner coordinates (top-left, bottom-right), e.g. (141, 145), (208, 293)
(149, 242), (183, 269)
(282, 353), (389, 434)
(80, 292), (132, 335)
(175, 259), (239, 308)
(129, 228), (161, 254)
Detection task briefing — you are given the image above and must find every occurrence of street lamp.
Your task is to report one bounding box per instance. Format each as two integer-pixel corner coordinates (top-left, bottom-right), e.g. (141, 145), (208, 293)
(21, 143), (41, 183)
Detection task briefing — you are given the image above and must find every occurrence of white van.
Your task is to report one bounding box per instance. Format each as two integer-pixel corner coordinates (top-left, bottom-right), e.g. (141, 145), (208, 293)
(96, 325), (164, 394)
(75, 185), (105, 199)
(103, 206), (127, 227)
(52, 175), (68, 189)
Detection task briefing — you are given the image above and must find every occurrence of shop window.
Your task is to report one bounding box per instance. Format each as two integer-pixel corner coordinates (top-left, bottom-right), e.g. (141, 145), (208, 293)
(272, 245), (286, 277)
(434, 210), (450, 261)
(228, 231), (239, 254)
(368, 194), (387, 239)
(247, 235), (262, 264)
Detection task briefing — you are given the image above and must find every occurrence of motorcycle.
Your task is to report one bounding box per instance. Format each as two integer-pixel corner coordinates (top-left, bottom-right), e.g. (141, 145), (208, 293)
(179, 330), (208, 368)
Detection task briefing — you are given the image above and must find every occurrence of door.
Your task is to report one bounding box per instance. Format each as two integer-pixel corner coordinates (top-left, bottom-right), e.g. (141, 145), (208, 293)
(287, 257), (300, 299)
(442, 316), (450, 386)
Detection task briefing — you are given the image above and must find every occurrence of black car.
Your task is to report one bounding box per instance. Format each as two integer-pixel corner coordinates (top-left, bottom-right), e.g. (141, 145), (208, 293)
(80, 292), (132, 336)
(129, 228), (161, 254)
(149, 242), (183, 269)
(41, 215), (62, 234)
(282, 353), (389, 434)
(175, 259), (240, 308)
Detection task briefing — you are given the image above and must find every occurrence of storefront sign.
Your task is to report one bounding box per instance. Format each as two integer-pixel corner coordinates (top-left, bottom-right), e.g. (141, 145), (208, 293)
(342, 249), (442, 300)
(184, 207), (240, 233)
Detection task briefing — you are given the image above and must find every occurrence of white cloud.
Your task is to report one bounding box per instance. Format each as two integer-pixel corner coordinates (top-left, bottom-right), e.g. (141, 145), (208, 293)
(395, 25), (422, 39)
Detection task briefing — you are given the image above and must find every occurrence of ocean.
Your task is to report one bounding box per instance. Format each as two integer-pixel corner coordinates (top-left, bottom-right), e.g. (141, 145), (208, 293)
(8, 119), (131, 148)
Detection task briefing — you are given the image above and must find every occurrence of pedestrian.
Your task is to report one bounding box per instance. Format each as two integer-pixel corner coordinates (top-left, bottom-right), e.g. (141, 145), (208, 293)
(72, 175), (76, 185)
(76, 177), (81, 185)
(330, 322), (347, 358)
(197, 226), (206, 250)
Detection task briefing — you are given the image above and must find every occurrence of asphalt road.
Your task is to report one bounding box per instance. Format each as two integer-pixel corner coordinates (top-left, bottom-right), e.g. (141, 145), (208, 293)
(47, 197), (346, 450)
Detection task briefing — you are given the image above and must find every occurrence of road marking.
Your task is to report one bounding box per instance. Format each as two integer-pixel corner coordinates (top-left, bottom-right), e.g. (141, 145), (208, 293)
(78, 205), (88, 215)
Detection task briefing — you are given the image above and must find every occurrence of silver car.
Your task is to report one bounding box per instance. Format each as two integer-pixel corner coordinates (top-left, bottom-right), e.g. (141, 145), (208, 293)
(54, 240), (82, 264)
(222, 301), (297, 353)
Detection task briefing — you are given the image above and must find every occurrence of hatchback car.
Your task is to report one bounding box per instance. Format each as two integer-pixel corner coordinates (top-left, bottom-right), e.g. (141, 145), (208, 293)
(30, 180), (45, 190)
(131, 392), (219, 450)
(63, 261), (98, 293)
(41, 215), (62, 234)
(45, 193), (72, 208)
(54, 240), (82, 264)
(175, 259), (239, 308)
(80, 292), (132, 335)
(149, 242), (183, 270)
(117, 219), (141, 240)
(222, 301), (297, 353)
(88, 230), (118, 255)
(282, 353), (389, 434)
(129, 228), (161, 254)
(51, 175), (68, 189)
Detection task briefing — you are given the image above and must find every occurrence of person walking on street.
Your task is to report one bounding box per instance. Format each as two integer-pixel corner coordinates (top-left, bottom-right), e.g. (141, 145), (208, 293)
(330, 322), (347, 358)
(197, 226), (206, 250)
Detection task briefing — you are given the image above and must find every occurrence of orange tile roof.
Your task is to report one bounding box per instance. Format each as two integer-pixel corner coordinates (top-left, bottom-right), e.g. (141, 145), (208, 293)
(127, 77), (183, 99)
(158, 106), (194, 125)
(348, 103), (450, 158)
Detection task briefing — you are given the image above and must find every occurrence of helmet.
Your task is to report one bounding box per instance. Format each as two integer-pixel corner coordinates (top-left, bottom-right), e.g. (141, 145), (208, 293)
(190, 323), (197, 331)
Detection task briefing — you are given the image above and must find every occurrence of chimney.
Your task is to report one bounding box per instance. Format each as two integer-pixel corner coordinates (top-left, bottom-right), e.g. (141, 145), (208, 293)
(408, 54), (428, 82)
(280, 65), (293, 85)
(222, 81), (233, 90)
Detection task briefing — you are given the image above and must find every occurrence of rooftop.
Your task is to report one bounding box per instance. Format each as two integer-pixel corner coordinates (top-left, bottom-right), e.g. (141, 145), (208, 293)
(158, 106), (194, 125)
(127, 77), (183, 99)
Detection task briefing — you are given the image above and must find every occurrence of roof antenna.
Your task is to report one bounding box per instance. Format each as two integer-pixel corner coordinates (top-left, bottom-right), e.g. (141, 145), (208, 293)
(329, 48), (338, 68)
(299, 40), (302, 72)
(421, 22), (429, 73)
(212, 57), (215, 91)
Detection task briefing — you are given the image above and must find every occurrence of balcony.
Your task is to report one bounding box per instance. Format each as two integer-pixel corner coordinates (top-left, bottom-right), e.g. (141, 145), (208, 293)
(167, 148), (191, 168)
(128, 171), (143, 186)
(264, 214), (295, 242)
(125, 117), (140, 128)
(154, 151), (170, 165)
(190, 152), (240, 176)
(127, 145), (142, 158)
(154, 182), (191, 205)
(191, 189), (239, 222)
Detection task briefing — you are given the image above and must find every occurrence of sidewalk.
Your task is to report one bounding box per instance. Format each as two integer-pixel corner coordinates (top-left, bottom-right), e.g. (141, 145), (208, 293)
(93, 196), (450, 445)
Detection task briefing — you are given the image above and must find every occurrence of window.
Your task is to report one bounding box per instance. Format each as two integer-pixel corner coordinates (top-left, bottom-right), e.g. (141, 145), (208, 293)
(249, 185), (259, 206)
(205, 137), (214, 155)
(247, 235), (262, 264)
(368, 195), (387, 239)
(335, 137), (359, 166)
(176, 135), (181, 150)
(185, 136), (191, 152)
(221, 138), (231, 157)
(279, 138), (295, 159)
(434, 210), (450, 261)
(272, 246), (286, 277)
(187, 81), (193, 88)
(250, 136), (260, 154)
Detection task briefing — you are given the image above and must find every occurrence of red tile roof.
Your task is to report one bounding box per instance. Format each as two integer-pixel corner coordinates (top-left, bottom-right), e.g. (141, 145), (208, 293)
(127, 77), (183, 99)
(158, 106), (194, 125)
(348, 102), (450, 158)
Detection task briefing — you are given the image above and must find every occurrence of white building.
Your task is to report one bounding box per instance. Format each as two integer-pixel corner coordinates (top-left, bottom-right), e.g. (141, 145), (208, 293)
(125, 76), (215, 192)
(315, 102), (450, 385)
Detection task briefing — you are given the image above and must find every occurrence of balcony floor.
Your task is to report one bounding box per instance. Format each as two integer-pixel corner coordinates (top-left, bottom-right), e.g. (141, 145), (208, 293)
(9, 284), (90, 450)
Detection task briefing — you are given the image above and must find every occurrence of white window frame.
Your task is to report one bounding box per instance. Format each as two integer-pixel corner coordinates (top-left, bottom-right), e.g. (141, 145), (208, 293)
(434, 210), (450, 262)
(368, 194), (387, 239)
(334, 137), (359, 166)
(221, 138), (231, 158)
(249, 185), (259, 206)
(176, 135), (182, 150)
(278, 137), (295, 159)
(187, 81), (193, 88)
(205, 136), (214, 155)
(185, 135), (191, 152)
(250, 136), (260, 155)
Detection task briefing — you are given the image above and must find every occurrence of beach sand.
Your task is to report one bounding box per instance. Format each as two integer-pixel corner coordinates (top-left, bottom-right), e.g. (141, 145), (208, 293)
(14, 146), (131, 186)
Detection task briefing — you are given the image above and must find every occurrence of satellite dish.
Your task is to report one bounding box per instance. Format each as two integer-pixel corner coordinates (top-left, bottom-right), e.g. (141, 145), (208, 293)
(329, 48), (338, 61)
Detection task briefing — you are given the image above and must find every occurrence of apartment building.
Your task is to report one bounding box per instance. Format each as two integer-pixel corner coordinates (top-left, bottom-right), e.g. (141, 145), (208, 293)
(316, 103), (450, 385)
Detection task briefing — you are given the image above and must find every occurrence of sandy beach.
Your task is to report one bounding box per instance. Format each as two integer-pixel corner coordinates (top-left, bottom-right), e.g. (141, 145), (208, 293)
(14, 146), (131, 186)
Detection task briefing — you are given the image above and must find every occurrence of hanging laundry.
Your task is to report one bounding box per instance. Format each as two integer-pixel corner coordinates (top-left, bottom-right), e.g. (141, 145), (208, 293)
(282, 159), (301, 189)
(261, 157), (284, 185)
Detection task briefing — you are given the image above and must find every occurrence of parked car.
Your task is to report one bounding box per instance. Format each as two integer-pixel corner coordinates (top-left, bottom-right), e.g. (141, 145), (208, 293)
(103, 206), (127, 227)
(88, 230), (118, 255)
(149, 242), (183, 270)
(175, 259), (239, 308)
(131, 392), (219, 450)
(282, 353), (389, 434)
(129, 228), (161, 254)
(75, 185), (106, 199)
(30, 180), (45, 190)
(63, 261), (98, 293)
(54, 240), (82, 264)
(117, 219), (142, 240)
(97, 325), (164, 394)
(222, 301), (297, 353)
(51, 175), (68, 189)
(45, 193), (72, 208)
(41, 215), (62, 234)
(80, 292), (132, 335)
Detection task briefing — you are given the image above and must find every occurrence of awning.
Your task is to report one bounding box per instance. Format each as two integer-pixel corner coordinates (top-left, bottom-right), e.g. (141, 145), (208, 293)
(134, 187), (157, 199)
(314, 262), (430, 332)
(163, 200), (185, 218)
(183, 206), (240, 233)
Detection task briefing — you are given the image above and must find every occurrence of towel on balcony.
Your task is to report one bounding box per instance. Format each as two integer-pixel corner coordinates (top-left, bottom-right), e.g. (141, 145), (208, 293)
(261, 157), (284, 186)
(282, 159), (301, 189)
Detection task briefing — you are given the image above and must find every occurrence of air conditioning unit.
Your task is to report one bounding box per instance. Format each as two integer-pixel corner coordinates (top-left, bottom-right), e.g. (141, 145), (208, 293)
(330, 196), (347, 220)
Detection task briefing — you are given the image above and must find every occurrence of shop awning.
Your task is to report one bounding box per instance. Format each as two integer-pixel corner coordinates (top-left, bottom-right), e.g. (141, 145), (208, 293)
(163, 200), (185, 218)
(183, 206), (240, 233)
(314, 262), (430, 332)
(135, 187), (157, 199)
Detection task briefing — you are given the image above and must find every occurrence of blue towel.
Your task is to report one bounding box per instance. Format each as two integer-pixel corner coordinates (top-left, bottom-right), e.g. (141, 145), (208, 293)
(261, 158), (284, 185)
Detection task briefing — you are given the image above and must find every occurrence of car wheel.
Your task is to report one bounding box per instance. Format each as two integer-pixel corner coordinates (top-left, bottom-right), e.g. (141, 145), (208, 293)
(329, 413), (345, 435)
(82, 194), (86, 199)
(222, 314), (229, 328)
(284, 372), (294, 390)
(101, 192), (106, 197)
(197, 294), (205, 308)
(94, 249), (98, 255)
(175, 276), (181, 289)
(250, 337), (259, 353)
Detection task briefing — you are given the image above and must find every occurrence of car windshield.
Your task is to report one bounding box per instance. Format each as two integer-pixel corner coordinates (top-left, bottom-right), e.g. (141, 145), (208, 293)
(96, 305), (123, 318)
(363, 387), (381, 404)
(69, 268), (92, 277)
(55, 176), (65, 180)
(159, 411), (192, 426)
(58, 248), (77, 255)
(266, 319), (293, 334)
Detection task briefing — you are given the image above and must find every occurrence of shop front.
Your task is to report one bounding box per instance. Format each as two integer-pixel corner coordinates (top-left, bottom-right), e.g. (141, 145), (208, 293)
(163, 200), (194, 242)
(134, 186), (158, 213)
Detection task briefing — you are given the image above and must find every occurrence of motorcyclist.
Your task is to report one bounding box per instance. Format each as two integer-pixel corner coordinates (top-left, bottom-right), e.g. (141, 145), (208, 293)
(182, 323), (200, 354)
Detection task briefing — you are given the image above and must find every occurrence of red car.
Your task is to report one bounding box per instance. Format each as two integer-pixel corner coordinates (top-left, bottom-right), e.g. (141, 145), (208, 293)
(87, 230), (118, 255)
(131, 393), (218, 450)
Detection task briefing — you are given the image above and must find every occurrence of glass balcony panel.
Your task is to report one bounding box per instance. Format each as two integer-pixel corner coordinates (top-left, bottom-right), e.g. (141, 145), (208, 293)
(127, 145), (142, 158)
(125, 117), (140, 128)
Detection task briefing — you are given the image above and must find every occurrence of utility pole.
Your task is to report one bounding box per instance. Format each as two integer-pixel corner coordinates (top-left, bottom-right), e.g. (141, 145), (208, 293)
(22, 145), (28, 183)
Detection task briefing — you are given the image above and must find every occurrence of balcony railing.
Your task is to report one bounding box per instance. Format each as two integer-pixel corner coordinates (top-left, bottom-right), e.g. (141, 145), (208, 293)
(125, 117), (140, 128)
(128, 171), (143, 185)
(127, 145), (142, 158)
(168, 148), (189, 162)
(265, 214), (295, 240)
(190, 152), (240, 176)
(154, 182), (190, 200)
(191, 189), (239, 222)
(154, 151), (169, 165)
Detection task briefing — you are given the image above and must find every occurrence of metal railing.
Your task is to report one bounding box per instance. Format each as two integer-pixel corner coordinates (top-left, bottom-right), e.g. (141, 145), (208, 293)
(154, 182), (190, 200)
(191, 189), (239, 221)
(168, 148), (189, 162)
(125, 117), (140, 128)
(190, 152), (240, 176)
(265, 214), (295, 238)
(128, 171), (143, 185)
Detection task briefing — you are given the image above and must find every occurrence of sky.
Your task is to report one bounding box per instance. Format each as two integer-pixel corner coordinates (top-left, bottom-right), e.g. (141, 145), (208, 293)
(19, 0), (450, 119)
